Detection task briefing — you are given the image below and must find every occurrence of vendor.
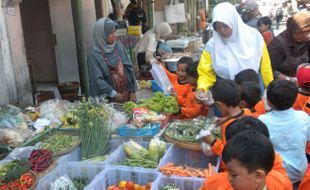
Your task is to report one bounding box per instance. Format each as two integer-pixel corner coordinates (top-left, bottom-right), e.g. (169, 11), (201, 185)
(268, 11), (310, 82)
(134, 22), (172, 70)
(197, 2), (273, 94)
(87, 18), (138, 103)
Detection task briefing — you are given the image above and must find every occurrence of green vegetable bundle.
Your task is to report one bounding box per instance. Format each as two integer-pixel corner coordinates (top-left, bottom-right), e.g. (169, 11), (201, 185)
(124, 92), (179, 116)
(40, 133), (79, 153)
(0, 158), (31, 183)
(74, 98), (112, 160)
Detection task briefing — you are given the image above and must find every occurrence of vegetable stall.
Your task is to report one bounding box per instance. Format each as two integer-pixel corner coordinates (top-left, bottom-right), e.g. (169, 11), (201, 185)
(0, 88), (220, 190)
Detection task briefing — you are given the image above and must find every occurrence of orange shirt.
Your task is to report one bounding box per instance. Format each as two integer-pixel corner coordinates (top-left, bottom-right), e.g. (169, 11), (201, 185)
(299, 164), (310, 190)
(211, 109), (253, 171)
(293, 92), (310, 112)
(162, 65), (192, 106)
(179, 88), (208, 119)
(262, 31), (273, 45)
(202, 153), (291, 190)
(303, 101), (310, 115)
(252, 100), (266, 118)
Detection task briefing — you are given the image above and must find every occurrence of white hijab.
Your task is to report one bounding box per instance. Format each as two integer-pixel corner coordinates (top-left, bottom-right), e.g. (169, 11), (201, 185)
(206, 2), (264, 80)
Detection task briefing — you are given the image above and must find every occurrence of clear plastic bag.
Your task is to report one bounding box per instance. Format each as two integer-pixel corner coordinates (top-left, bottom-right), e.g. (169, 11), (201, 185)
(0, 104), (27, 129)
(49, 175), (77, 190)
(150, 62), (173, 95)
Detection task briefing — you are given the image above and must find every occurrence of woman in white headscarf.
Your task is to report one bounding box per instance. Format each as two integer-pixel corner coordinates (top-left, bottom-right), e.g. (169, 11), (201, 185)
(197, 2), (273, 93)
(87, 17), (137, 102)
(135, 22), (172, 69)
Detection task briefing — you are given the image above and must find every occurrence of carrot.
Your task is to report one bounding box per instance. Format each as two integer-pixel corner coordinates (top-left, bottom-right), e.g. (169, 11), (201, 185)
(162, 162), (174, 168)
(204, 169), (209, 177)
(195, 169), (205, 177)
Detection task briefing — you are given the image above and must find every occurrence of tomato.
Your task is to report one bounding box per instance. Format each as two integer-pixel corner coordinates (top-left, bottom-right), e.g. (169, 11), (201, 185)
(134, 184), (140, 190)
(111, 186), (122, 190)
(118, 180), (127, 188)
(145, 182), (152, 190)
(126, 181), (135, 190)
(138, 185), (147, 190)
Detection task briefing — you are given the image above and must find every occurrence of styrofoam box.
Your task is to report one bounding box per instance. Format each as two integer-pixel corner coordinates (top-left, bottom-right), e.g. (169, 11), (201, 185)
(158, 175), (204, 190)
(36, 163), (105, 190)
(57, 139), (122, 164)
(87, 166), (161, 190)
(158, 146), (221, 175)
(106, 141), (173, 171)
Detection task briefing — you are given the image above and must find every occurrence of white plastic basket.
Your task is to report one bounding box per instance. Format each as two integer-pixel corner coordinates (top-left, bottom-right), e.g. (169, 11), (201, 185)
(106, 141), (173, 170)
(36, 163), (105, 190)
(158, 146), (221, 175)
(87, 166), (161, 190)
(158, 175), (204, 190)
(57, 139), (121, 164)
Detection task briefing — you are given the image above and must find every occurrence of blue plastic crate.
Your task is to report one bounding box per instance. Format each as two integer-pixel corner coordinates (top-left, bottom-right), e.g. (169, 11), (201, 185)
(117, 122), (160, 137)
(151, 80), (163, 92)
(158, 175), (204, 190)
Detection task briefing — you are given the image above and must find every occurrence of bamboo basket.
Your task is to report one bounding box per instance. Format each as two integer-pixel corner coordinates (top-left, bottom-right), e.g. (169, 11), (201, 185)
(164, 133), (202, 151)
(33, 159), (57, 179)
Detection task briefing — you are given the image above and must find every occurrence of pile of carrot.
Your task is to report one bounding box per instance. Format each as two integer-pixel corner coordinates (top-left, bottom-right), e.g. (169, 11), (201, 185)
(159, 162), (216, 178)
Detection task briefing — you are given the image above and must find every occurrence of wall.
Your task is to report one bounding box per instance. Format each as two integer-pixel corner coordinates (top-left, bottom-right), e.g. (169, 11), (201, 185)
(80, 0), (97, 52)
(48, 0), (79, 83)
(0, 1), (33, 106)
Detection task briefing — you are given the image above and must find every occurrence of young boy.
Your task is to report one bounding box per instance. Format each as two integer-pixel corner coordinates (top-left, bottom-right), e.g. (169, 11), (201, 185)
(234, 69), (266, 115)
(200, 80), (252, 167)
(239, 81), (264, 117)
(293, 63), (310, 115)
(201, 130), (292, 190)
(259, 80), (310, 185)
(178, 61), (208, 118)
(257, 16), (273, 44)
(161, 56), (193, 106)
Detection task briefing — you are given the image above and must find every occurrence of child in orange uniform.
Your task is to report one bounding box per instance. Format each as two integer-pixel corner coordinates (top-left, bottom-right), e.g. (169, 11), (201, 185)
(201, 130), (292, 190)
(293, 63), (310, 115)
(200, 80), (252, 157)
(234, 69), (266, 116)
(178, 62), (208, 118)
(299, 163), (310, 190)
(161, 56), (193, 106)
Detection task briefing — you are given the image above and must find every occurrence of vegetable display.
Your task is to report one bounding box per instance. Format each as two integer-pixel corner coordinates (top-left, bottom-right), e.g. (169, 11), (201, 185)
(160, 163), (216, 178)
(0, 158), (31, 183)
(0, 171), (36, 190)
(160, 184), (180, 190)
(29, 149), (53, 173)
(74, 98), (112, 160)
(124, 92), (179, 116)
(39, 133), (79, 153)
(108, 181), (152, 190)
(122, 139), (166, 169)
(72, 176), (90, 190)
(165, 118), (220, 142)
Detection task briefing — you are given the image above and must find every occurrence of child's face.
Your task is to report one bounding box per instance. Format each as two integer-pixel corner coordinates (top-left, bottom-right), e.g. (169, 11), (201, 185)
(188, 76), (197, 86)
(176, 63), (188, 82)
(258, 24), (269, 33)
(215, 101), (229, 117)
(226, 159), (266, 190)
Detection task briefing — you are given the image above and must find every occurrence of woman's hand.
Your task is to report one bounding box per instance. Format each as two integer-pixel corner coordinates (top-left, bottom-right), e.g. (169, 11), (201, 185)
(130, 92), (137, 102)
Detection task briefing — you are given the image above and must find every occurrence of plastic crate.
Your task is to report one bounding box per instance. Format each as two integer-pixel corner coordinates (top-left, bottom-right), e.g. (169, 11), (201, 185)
(111, 135), (153, 142)
(158, 175), (204, 190)
(36, 163), (105, 190)
(106, 141), (173, 170)
(117, 122), (160, 137)
(57, 139), (121, 164)
(86, 166), (161, 190)
(151, 80), (163, 92)
(158, 146), (220, 175)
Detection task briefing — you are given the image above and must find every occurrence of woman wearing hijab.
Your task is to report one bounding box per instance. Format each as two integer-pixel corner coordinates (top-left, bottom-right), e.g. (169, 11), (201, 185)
(268, 11), (310, 83)
(134, 22), (172, 69)
(87, 18), (137, 102)
(197, 2), (273, 93)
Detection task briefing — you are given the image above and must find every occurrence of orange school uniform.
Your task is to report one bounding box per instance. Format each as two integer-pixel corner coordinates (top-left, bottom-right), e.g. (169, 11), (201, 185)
(161, 65), (192, 106)
(202, 153), (291, 190)
(179, 88), (208, 119)
(299, 164), (310, 190)
(293, 92), (310, 113)
(252, 100), (266, 118)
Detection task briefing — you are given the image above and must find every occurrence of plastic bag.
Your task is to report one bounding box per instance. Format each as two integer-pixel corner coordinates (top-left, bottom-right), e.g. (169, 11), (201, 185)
(150, 62), (173, 95)
(0, 104), (28, 129)
(39, 99), (75, 126)
(0, 128), (33, 147)
(50, 175), (77, 190)
(5, 146), (37, 160)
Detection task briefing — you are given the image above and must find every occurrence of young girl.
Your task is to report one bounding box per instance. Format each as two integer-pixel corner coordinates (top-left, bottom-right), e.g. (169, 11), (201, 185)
(257, 16), (273, 45)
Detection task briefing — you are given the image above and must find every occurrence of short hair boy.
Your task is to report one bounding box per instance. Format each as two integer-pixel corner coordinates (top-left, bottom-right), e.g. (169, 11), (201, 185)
(234, 69), (260, 85)
(259, 80), (310, 184)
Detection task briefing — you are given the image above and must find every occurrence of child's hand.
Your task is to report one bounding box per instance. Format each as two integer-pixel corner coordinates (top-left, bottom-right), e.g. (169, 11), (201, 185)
(196, 129), (214, 145)
(169, 87), (177, 97)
